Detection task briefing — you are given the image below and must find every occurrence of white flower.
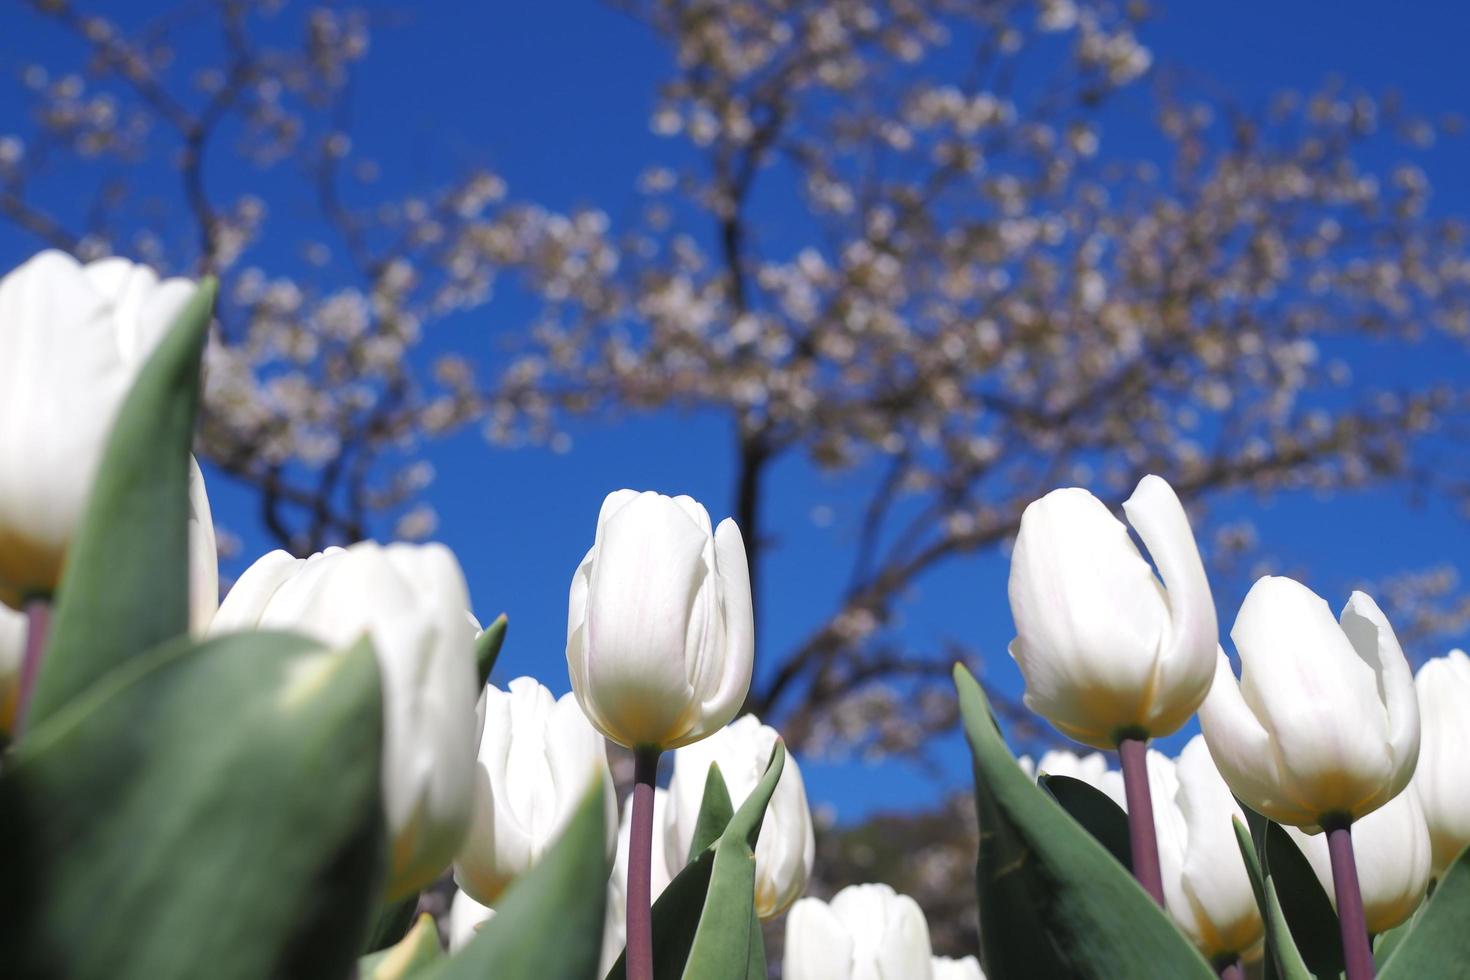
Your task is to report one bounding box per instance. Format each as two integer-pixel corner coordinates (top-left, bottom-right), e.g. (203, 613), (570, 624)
(933, 955), (985, 980)
(783, 883), (934, 980)
(1031, 748), (1126, 809)
(1286, 789), (1432, 934)
(601, 788), (675, 976)
(1155, 737), (1263, 961)
(0, 602), (22, 734)
(1007, 475), (1217, 747)
(454, 676), (617, 905)
(566, 490), (753, 751)
(0, 251), (200, 603)
(1411, 650), (1470, 874)
(210, 541), (479, 898)
(665, 714), (815, 918)
(448, 889), (495, 954)
(1199, 577), (1419, 828)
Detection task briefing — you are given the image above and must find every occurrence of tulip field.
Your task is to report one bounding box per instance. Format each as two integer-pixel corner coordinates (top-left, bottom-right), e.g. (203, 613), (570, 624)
(0, 248), (1467, 980)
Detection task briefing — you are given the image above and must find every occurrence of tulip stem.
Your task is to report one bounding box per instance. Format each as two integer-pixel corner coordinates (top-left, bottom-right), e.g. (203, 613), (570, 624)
(14, 597), (51, 737)
(627, 747), (661, 980)
(1117, 736), (1165, 905)
(1326, 820), (1375, 980)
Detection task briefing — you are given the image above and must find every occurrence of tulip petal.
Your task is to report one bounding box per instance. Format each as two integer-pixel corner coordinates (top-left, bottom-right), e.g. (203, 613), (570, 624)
(1198, 648), (1305, 825)
(783, 896), (854, 980)
(1122, 475), (1217, 735)
(1339, 591), (1420, 810)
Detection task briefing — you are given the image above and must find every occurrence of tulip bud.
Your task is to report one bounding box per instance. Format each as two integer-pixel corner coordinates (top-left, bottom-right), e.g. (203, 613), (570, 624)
(1155, 737), (1264, 961)
(783, 883), (934, 980)
(210, 541), (480, 898)
(448, 889), (495, 954)
(1286, 789), (1432, 934)
(665, 714), (814, 918)
(454, 675), (618, 905)
(1198, 577), (1419, 828)
(933, 955), (985, 980)
(1007, 475), (1217, 747)
(602, 788), (674, 975)
(0, 251), (201, 603)
(566, 490), (754, 751)
(1030, 748), (1126, 809)
(0, 602), (22, 734)
(1411, 650), (1470, 874)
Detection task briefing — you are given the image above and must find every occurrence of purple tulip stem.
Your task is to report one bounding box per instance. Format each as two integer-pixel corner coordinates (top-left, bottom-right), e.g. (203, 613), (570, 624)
(627, 747), (661, 980)
(1117, 735), (1165, 905)
(14, 597), (51, 737)
(1327, 820), (1375, 980)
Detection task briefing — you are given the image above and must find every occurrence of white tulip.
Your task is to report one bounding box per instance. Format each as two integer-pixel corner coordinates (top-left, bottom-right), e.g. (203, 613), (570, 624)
(448, 889), (495, 954)
(1286, 789), (1432, 935)
(0, 601), (22, 734)
(186, 456), (219, 634)
(1411, 650), (1470, 874)
(210, 541), (479, 898)
(933, 955), (985, 980)
(566, 490), (754, 751)
(0, 251), (201, 603)
(602, 788), (674, 976)
(1155, 737), (1263, 962)
(1031, 748), (1126, 809)
(783, 883), (934, 980)
(665, 714), (814, 918)
(1007, 475), (1217, 747)
(454, 676), (617, 906)
(1198, 577), (1419, 828)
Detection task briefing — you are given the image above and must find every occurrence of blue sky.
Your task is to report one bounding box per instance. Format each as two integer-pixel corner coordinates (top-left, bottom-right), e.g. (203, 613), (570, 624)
(2, 1), (1469, 822)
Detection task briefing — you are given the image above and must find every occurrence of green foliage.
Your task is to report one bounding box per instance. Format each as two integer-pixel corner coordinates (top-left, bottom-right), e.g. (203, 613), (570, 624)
(26, 280), (216, 732)
(1039, 773), (1132, 869)
(954, 664), (1213, 979)
(365, 896), (425, 955)
(1259, 818), (1342, 976)
(687, 762), (735, 862)
(683, 742), (784, 980)
(1232, 816), (1312, 980)
(475, 613), (508, 689)
(359, 914), (445, 979)
(0, 631), (386, 980)
(1377, 847), (1470, 978)
(421, 782), (610, 980)
(605, 747), (784, 980)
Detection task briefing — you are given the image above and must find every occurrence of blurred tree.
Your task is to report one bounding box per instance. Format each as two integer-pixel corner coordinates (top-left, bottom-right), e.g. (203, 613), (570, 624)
(3, 0), (1468, 761)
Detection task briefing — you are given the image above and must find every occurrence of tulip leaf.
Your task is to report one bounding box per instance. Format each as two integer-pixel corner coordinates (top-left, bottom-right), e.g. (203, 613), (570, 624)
(1373, 908), (1420, 970)
(422, 781), (609, 980)
(1039, 773), (1132, 869)
(744, 906), (766, 980)
(954, 664), (1213, 979)
(359, 914), (444, 979)
(0, 630), (385, 980)
(1261, 820), (1343, 977)
(1377, 846), (1470, 979)
(605, 850), (717, 980)
(25, 279), (216, 733)
(365, 896), (424, 954)
(682, 742), (785, 980)
(475, 614), (508, 689)
(687, 762), (735, 862)
(1232, 816), (1312, 980)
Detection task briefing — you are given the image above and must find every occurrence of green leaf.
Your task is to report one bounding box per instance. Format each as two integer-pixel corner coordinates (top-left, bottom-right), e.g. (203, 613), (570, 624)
(475, 614), (508, 689)
(26, 279), (217, 732)
(687, 762), (735, 862)
(1039, 773), (1132, 869)
(1379, 846), (1470, 978)
(1261, 819), (1342, 976)
(604, 849), (717, 980)
(423, 781), (610, 980)
(365, 895), (424, 954)
(744, 906), (766, 980)
(1232, 817), (1311, 980)
(954, 664), (1213, 979)
(359, 914), (444, 979)
(1373, 909), (1419, 971)
(682, 742), (785, 980)
(0, 630), (385, 980)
